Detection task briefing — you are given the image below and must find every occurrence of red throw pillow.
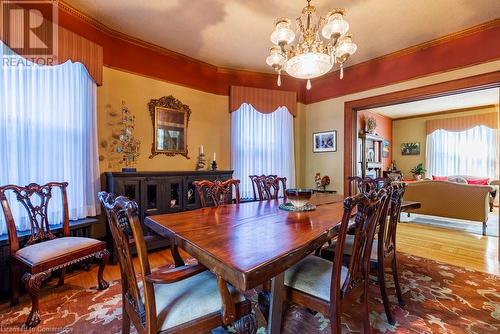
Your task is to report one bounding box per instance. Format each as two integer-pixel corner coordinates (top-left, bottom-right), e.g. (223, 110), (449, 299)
(467, 178), (489, 185)
(432, 176), (448, 181)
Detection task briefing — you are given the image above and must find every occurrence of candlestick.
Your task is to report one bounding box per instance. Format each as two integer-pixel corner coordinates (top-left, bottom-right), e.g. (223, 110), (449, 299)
(213, 152), (216, 161)
(200, 145), (203, 154)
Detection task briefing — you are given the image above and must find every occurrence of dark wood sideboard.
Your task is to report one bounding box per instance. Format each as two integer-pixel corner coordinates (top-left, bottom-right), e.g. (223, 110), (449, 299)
(104, 170), (234, 261)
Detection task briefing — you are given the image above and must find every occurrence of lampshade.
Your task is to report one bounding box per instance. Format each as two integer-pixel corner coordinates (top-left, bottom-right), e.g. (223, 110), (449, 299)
(322, 12), (349, 39)
(335, 35), (357, 57)
(285, 52), (333, 79)
(266, 46), (286, 67)
(270, 18), (295, 45)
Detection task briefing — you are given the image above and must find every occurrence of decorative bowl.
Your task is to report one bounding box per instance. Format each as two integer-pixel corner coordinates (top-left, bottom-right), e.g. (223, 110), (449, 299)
(285, 188), (313, 208)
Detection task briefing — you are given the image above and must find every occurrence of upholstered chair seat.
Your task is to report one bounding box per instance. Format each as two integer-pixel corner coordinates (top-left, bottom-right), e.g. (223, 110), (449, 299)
(141, 270), (245, 331)
(15, 237), (104, 266)
(284, 256), (348, 302)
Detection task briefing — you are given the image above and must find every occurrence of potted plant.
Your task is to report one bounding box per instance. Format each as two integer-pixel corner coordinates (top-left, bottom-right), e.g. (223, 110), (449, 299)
(410, 163), (426, 180)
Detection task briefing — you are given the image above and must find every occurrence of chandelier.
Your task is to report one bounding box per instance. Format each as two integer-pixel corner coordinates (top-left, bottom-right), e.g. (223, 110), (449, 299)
(266, 0), (357, 90)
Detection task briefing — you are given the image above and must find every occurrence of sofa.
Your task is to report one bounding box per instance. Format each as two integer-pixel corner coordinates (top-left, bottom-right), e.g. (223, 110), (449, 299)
(403, 180), (493, 235)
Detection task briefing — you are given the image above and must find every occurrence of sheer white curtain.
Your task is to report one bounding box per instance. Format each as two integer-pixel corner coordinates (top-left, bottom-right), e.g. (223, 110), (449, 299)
(231, 103), (295, 199)
(0, 42), (100, 234)
(426, 126), (499, 178)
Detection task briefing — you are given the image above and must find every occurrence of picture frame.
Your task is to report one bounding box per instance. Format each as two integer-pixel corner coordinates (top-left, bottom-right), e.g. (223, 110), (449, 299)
(148, 95), (191, 159)
(382, 140), (390, 158)
(401, 142), (420, 155)
(313, 130), (337, 153)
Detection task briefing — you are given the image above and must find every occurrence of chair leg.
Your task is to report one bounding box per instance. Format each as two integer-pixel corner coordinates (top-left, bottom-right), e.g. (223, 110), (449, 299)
(391, 256), (405, 306)
(122, 308), (131, 334)
(22, 272), (49, 328)
(233, 313), (257, 334)
(58, 267), (66, 286)
(377, 261), (394, 325)
(96, 250), (110, 290)
(482, 222), (487, 236)
(10, 263), (20, 306)
(363, 281), (371, 334)
(330, 301), (342, 334)
(257, 290), (270, 322)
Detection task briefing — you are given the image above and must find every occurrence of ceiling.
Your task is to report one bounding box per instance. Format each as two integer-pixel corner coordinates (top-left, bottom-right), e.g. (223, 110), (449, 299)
(367, 88), (499, 119)
(67, 0), (500, 73)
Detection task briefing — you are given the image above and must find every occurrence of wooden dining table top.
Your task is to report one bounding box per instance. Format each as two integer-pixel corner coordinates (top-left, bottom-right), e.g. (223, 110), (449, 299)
(144, 193), (346, 291)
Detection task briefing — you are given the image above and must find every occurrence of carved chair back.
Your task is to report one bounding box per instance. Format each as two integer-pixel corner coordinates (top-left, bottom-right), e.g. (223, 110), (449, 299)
(330, 189), (389, 300)
(193, 179), (241, 208)
(380, 183), (407, 258)
(347, 176), (390, 196)
(98, 191), (156, 332)
(249, 175), (287, 200)
(0, 182), (69, 253)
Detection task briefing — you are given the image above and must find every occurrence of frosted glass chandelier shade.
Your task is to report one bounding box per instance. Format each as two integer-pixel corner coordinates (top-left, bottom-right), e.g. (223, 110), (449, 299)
(322, 12), (349, 39)
(335, 35), (357, 57)
(285, 53), (333, 79)
(270, 19), (295, 45)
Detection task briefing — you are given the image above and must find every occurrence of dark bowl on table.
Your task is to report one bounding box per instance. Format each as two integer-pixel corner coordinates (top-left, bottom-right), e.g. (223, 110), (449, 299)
(285, 188), (313, 208)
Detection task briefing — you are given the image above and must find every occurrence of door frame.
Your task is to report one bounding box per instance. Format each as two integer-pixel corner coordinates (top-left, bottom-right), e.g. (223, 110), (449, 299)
(343, 70), (500, 258)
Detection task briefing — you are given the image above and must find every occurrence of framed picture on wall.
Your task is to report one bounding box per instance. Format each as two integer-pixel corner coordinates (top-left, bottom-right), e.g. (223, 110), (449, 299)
(401, 142), (420, 155)
(382, 140), (390, 158)
(313, 130), (337, 153)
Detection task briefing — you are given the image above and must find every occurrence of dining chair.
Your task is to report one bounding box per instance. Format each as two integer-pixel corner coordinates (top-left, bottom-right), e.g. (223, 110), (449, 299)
(322, 180), (406, 325)
(98, 192), (257, 334)
(249, 175), (287, 200)
(0, 182), (109, 328)
(193, 179), (240, 207)
(348, 176), (391, 196)
(283, 189), (389, 333)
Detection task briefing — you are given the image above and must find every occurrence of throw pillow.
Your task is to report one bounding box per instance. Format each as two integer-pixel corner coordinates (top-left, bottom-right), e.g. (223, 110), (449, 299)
(432, 176), (448, 181)
(448, 176), (468, 184)
(467, 178), (489, 185)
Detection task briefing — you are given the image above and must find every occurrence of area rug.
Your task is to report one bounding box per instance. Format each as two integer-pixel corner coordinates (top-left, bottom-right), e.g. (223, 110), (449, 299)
(0, 253), (499, 334)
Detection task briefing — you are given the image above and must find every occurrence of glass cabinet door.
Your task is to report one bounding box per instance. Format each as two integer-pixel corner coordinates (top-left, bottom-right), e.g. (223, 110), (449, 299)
(166, 177), (183, 212)
(142, 178), (164, 217)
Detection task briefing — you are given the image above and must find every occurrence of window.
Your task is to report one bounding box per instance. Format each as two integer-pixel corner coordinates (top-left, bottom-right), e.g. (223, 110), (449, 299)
(426, 126), (499, 178)
(231, 103), (295, 199)
(0, 43), (100, 234)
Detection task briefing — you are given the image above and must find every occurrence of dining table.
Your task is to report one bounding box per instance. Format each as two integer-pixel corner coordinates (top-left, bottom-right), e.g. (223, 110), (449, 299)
(144, 193), (421, 334)
(144, 193), (346, 333)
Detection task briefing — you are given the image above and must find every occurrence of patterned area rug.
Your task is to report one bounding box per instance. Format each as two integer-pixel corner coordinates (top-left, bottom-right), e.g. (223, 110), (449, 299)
(0, 253), (499, 334)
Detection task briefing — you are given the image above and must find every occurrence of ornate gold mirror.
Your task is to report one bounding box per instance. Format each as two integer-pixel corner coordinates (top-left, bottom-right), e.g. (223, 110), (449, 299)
(148, 95), (191, 159)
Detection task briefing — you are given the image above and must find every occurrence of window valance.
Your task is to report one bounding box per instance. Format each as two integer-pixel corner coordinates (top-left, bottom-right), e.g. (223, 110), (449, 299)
(1, 25), (103, 86)
(426, 112), (498, 134)
(230, 86), (297, 116)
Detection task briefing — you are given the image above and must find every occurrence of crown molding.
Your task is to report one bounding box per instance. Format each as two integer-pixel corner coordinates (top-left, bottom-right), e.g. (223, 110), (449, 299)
(57, 1), (500, 104)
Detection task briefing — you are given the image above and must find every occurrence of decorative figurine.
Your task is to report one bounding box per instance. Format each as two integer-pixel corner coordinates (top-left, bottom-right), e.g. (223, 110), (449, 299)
(314, 173), (331, 191)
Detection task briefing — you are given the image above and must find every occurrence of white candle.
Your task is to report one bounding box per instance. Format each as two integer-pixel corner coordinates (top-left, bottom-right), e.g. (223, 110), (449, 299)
(213, 152), (216, 161)
(200, 145), (204, 154)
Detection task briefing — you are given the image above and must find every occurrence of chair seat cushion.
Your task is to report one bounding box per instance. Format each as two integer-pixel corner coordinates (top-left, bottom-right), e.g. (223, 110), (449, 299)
(142, 270), (245, 331)
(284, 256), (348, 302)
(15, 237), (103, 266)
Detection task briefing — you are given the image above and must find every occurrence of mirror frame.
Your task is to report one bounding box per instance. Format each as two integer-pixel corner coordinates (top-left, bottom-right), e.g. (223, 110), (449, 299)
(148, 95), (191, 159)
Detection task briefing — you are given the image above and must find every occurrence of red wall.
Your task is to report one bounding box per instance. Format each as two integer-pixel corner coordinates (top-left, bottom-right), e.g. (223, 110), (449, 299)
(357, 111), (393, 170)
